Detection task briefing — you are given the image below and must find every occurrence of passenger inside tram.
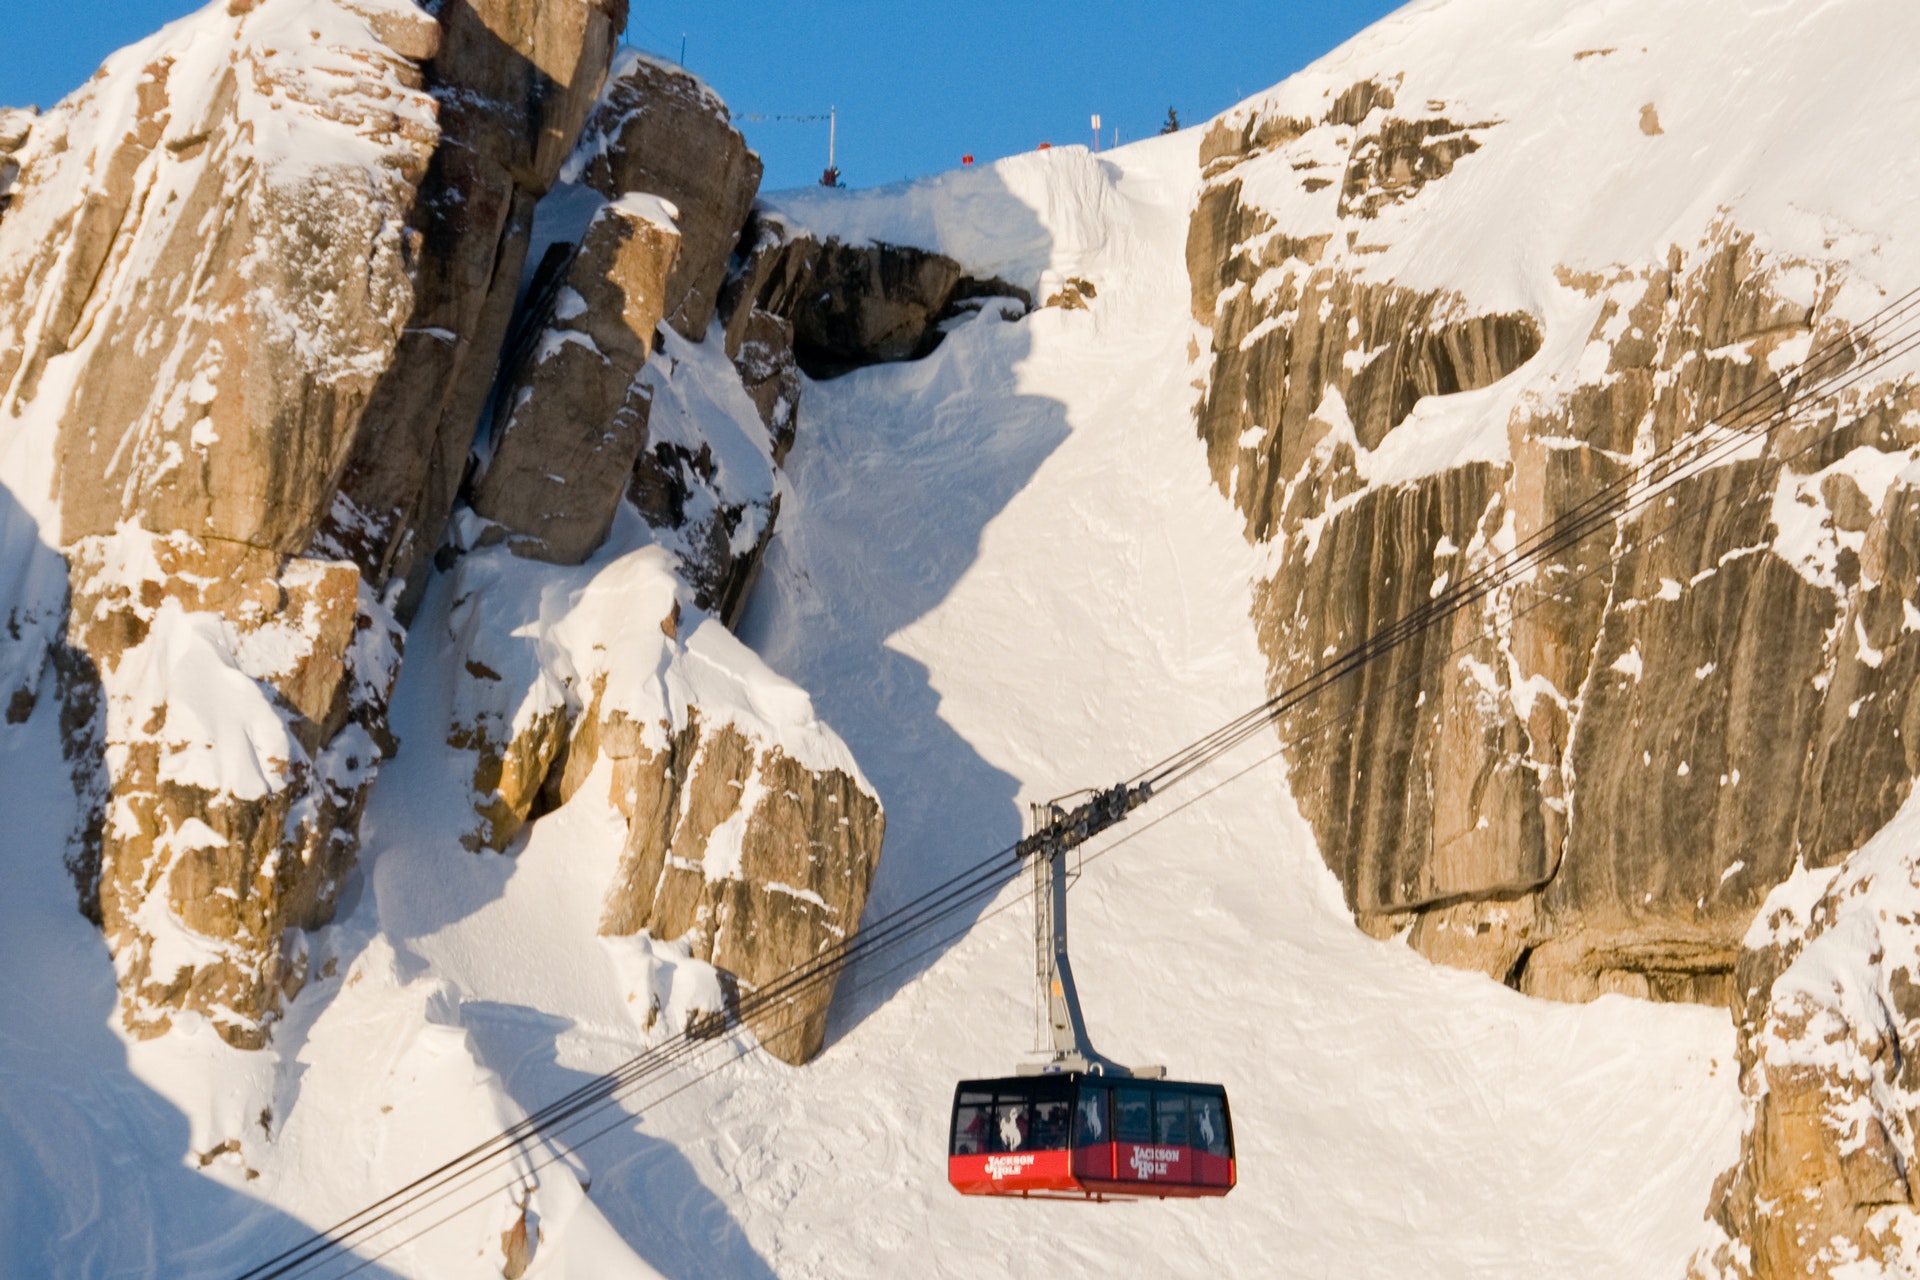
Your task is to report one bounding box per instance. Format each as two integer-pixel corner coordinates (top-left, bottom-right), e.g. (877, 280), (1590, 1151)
(1155, 1092), (1187, 1146)
(953, 1091), (988, 1155)
(1029, 1099), (1070, 1148)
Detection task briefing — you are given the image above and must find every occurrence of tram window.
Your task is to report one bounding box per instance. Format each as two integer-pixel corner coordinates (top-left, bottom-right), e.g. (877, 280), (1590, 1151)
(1073, 1086), (1109, 1147)
(1115, 1088), (1152, 1143)
(1030, 1099), (1071, 1149)
(953, 1091), (991, 1155)
(1192, 1093), (1230, 1157)
(991, 1097), (1031, 1152)
(1155, 1091), (1189, 1146)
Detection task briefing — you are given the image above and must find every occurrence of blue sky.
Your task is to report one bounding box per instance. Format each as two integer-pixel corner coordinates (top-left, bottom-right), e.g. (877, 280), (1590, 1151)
(0, 1), (1406, 191)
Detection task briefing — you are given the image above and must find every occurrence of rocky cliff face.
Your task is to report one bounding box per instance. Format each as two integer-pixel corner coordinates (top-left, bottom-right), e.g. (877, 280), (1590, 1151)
(310, 0), (628, 609)
(1191, 79), (1920, 1008)
(439, 522), (882, 1064)
(0, 0), (892, 1059)
(1188, 29), (1920, 1273)
(62, 530), (400, 1045)
(565, 50), (762, 345)
(0, 0), (439, 1045)
(722, 212), (1032, 380)
(1692, 801), (1920, 1279)
(470, 191), (681, 564)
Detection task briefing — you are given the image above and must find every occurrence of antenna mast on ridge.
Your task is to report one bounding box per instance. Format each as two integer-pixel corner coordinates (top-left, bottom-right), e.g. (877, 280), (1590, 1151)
(737, 107), (842, 187)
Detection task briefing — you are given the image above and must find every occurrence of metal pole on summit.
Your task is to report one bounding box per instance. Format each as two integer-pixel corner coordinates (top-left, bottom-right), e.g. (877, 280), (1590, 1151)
(820, 107), (840, 187)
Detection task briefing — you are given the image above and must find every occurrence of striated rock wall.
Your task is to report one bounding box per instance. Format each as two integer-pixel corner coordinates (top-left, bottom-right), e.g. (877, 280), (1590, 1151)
(596, 711), (882, 1065)
(61, 530), (400, 1045)
(0, 2), (438, 552)
(1191, 84), (1920, 1004)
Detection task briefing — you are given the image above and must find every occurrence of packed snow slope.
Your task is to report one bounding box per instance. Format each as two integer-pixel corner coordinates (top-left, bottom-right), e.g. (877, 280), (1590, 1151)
(34, 0), (1920, 1273)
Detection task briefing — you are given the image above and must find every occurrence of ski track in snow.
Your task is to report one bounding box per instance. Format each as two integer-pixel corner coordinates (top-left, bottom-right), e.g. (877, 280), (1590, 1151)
(0, 5), (1838, 1274)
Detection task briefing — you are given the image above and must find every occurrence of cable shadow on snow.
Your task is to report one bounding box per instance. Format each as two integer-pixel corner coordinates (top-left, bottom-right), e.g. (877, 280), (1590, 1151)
(461, 1001), (781, 1280)
(736, 174), (1070, 1051)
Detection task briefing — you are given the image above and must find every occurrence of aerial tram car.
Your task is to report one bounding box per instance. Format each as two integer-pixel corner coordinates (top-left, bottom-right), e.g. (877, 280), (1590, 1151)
(947, 786), (1237, 1201)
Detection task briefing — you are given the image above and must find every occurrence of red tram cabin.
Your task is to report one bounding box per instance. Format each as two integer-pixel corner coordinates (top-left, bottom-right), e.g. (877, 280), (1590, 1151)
(948, 1074), (1235, 1200)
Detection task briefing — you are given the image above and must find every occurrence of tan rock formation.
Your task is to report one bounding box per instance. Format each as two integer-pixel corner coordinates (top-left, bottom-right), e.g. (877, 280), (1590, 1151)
(1692, 822), (1920, 1279)
(442, 538), (882, 1064)
(0, 2), (437, 552)
(0, 0), (439, 1045)
(596, 710), (882, 1065)
(471, 194), (681, 563)
(62, 529), (400, 1046)
(1192, 88), (1920, 1003)
(567, 50), (763, 344)
(0, 0), (886, 1064)
(523, 54), (799, 620)
(313, 0), (629, 608)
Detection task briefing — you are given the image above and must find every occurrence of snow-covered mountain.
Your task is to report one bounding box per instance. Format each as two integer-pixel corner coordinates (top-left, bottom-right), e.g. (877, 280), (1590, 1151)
(2, 0), (1919, 1276)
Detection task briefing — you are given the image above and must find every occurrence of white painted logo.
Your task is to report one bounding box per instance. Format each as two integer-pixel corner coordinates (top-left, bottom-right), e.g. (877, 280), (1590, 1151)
(1128, 1146), (1181, 1178)
(986, 1154), (1036, 1179)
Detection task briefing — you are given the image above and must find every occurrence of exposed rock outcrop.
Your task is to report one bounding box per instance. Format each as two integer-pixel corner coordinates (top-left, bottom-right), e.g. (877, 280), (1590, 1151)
(0, 107), (32, 221)
(1192, 86), (1920, 1004)
(0, 3), (438, 551)
(312, 0), (629, 608)
(623, 326), (784, 628)
(441, 525), (883, 1064)
(426, 31), (880, 1065)
(1692, 806), (1920, 1279)
(566, 51), (763, 343)
(729, 308), (801, 462)
(509, 52), (786, 612)
(722, 213), (1032, 378)
(63, 529), (400, 1046)
(0, 0), (919, 1065)
(0, 0), (437, 1042)
(597, 709), (882, 1064)
(471, 193), (680, 563)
